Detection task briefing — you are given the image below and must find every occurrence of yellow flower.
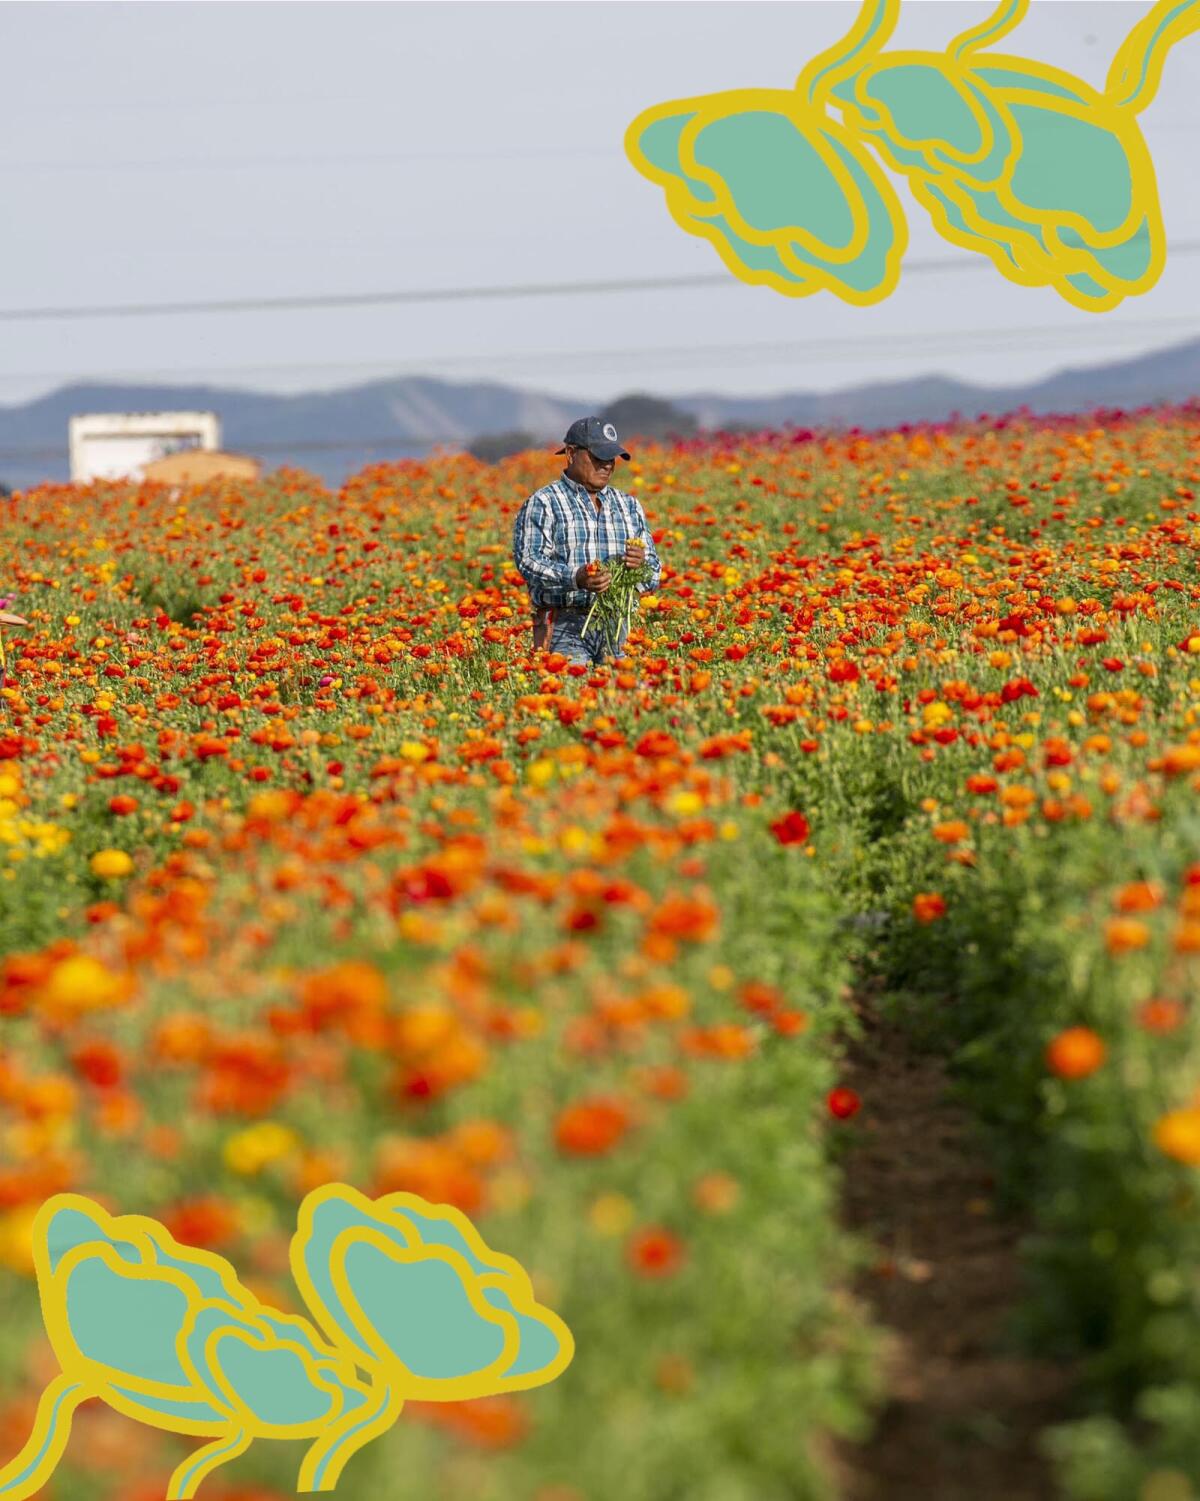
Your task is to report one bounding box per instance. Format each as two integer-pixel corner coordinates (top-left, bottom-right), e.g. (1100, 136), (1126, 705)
(668, 790), (704, 817)
(224, 1122), (300, 1176)
(42, 955), (128, 1016)
(397, 911), (442, 944)
(0, 1203), (40, 1276)
(1154, 1108), (1200, 1165)
(560, 826), (593, 857)
(489, 1170), (533, 1214)
(90, 849), (132, 878)
(399, 740), (430, 762)
(589, 1193), (635, 1237)
(513, 1006), (544, 1038)
(526, 759), (555, 788)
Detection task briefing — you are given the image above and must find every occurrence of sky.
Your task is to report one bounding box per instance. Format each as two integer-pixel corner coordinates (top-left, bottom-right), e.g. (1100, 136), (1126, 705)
(1, 0), (1198, 409)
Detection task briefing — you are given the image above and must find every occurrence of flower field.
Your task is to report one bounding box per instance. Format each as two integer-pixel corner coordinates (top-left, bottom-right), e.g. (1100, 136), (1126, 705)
(1, 403), (1199, 1499)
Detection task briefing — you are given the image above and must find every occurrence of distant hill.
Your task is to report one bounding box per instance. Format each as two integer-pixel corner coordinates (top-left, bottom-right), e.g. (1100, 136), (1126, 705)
(1, 336), (1197, 492)
(677, 335), (1200, 432)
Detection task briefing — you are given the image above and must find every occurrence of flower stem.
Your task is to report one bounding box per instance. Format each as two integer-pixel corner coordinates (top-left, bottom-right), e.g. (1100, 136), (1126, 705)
(167, 1428), (253, 1500)
(0, 1375), (86, 1500)
(297, 1377), (405, 1494)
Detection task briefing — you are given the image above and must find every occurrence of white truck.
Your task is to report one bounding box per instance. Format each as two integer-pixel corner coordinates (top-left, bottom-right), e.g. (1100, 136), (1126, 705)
(68, 411), (221, 484)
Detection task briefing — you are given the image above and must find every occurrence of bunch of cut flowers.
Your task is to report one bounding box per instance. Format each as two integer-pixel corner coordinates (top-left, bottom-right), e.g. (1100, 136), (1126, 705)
(581, 553), (649, 657)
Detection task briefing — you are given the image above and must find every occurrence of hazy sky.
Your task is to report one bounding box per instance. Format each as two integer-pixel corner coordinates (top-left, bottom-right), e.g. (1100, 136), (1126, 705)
(1, 0), (1197, 408)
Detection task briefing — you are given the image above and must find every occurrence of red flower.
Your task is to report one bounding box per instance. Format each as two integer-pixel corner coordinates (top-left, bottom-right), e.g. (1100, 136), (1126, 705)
(627, 1226), (685, 1278)
(770, 811), (810, 846)
(827, 1087), (861, 1120)
(162, 1196), (240, 1249)
(635, 731), (680, 759)
(555, 1097), (631, 1156)
(70, 1040), (124, 1090)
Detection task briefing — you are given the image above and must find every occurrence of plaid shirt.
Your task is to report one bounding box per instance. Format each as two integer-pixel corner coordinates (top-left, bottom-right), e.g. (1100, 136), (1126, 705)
(511, 472), (663, 611)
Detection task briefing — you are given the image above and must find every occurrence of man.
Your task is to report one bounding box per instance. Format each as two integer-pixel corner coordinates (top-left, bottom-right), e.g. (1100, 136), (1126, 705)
(512, 416), (662, 665)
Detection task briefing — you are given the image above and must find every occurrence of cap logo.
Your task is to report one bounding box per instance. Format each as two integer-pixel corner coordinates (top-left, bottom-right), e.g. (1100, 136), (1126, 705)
(602, 423), (618, 441)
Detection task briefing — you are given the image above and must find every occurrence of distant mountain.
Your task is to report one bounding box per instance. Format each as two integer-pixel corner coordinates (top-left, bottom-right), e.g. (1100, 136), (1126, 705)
(1, 336), (1197, 493)
(676, 335), (1200, 431)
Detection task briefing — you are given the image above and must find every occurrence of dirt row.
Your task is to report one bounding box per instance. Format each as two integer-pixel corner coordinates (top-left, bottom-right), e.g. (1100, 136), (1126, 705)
(828, 987), (1079, 1501)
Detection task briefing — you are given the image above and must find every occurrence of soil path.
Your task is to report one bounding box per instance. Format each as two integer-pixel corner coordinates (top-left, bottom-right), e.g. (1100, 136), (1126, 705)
(829, 986), (1079, 1501)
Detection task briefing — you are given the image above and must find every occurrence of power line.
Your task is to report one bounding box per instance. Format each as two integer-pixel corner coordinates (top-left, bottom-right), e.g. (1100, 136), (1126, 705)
(4, 241), (1199, 323)
(0, 146), (616, 174)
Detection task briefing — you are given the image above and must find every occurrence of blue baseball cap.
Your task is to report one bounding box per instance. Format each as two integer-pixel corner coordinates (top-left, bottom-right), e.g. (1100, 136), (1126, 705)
(556, 416), (631, 462)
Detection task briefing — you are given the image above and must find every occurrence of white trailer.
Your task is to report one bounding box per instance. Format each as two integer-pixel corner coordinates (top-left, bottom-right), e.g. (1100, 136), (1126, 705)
(68, 411), (221, 484)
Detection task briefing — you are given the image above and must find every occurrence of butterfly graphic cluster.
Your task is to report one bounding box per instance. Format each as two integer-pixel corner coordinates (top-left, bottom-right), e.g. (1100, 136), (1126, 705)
(625, 0), (1199, 310)
(0, 1188), (573, 1498)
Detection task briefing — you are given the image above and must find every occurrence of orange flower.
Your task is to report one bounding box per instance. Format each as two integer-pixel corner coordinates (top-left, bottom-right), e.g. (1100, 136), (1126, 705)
(912, 893), (946, 923)
(298, 959), (388, 1033)
(554, 1097), (632, 1156)
(151, 1012), (212, 1064)
(1045, 1027), (1106, 1080)
(1136, 998), (1187, 1033)
(450, 1118), (513, 1167)
(679, 1023), (755, 1060)
(693, 1172), (741, 1214)
(1105, 918), (1150, 954)
(373, 1137), (483, 1214)
(1162, 745), (1200, 777)
(408, 1395), (529, 1449)
(649, 890), (719, 943)
(654, 1354), (695, 1393)
(633, 1065), (689, 1100)
(1174, 922), (1200, 955)
(1114, 881), (1163, 913)
(932, 820), (968, 845)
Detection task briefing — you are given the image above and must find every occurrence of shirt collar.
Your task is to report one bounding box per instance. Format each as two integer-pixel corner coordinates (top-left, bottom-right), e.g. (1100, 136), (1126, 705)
(561, 470), (610, 501)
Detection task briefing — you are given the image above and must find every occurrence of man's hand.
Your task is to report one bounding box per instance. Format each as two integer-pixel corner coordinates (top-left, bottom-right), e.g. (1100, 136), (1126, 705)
(623, 538), (647, 569)
(575, 562), (611, 593)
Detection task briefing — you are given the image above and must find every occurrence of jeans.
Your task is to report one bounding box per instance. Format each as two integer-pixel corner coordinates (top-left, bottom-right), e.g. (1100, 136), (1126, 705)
(545, 606), (629, 665)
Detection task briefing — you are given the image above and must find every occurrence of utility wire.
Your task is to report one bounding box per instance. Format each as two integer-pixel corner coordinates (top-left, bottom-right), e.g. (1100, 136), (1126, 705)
(0, 145), (617, 173)
(3, 241), (1199, 322)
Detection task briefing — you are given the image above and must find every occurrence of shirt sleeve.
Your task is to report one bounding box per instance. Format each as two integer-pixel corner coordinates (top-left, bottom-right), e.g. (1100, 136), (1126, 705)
(512, 493), (576, 593)
(631, 500), (663, 594)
